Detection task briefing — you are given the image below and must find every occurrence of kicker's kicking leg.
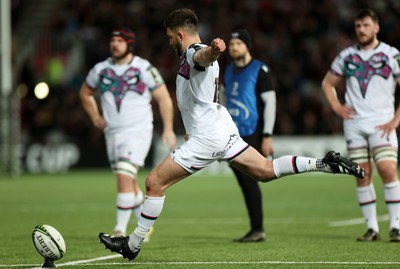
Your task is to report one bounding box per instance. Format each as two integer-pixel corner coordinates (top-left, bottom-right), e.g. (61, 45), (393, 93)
(231, 147), (364, 182)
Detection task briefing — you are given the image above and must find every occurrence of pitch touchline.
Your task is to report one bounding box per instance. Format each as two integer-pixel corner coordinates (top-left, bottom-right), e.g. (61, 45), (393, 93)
(329, 214), (389, 227)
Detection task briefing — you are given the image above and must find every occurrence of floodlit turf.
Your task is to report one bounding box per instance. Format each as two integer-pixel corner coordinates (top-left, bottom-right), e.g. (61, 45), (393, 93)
(0, 168), (399, 269)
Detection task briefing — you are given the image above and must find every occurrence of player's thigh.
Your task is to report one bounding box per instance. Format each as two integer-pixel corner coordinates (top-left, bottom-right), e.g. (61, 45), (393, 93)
(230, 146), (274, 181)
(105, 132), (152, 170)
(146, 155), (191, 196)
(369, 128), (398, 163)
(117, 132), (152, 166)
(344, 120), (370, 162)
(170, 135), (218, 173)
(369, 129), (398, 182)
(105, 133), (117, 170)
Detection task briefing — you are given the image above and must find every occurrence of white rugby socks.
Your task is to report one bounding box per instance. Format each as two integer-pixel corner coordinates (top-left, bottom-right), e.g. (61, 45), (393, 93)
(132, 190), (144, 221)
(129, 196), (165, 250)
(384, 181), (400, 230)
(114, 191), (145, 235)
(273, 155), (331, 177)
(356, 184), (379, 232)
(114, 192), (135, 234)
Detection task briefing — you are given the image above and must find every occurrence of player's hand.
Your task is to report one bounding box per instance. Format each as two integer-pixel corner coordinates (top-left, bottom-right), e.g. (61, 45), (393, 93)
(93, 116), (106, 130)
(261, 137), (274, 159)
(162, 130), (176, 150)
(376, 119), (399, 140)
(335, 104), (355, 119)
(210, 38), (226, 54)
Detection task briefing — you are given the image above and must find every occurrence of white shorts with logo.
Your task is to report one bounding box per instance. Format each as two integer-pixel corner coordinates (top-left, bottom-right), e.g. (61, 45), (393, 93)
(344, 116), (398, 150)
(344, 116), (398, 163)
(105, 131), (152, 170)
(171, 120), (249, 174)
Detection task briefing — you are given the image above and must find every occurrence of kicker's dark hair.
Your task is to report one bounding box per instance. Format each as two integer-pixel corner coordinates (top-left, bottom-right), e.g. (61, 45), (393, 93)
(163, 8), (199, 34)
(356, 8), (379, 23)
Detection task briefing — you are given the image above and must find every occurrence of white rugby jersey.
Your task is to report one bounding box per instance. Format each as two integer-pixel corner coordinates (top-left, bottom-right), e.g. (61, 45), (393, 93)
(330, 41), (400, 119)
(85, 56), (164, 134)
(176, 43), (232, 134)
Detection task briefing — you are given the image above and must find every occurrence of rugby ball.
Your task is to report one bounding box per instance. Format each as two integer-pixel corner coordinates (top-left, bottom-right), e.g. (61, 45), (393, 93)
(32, 224), (66, 260)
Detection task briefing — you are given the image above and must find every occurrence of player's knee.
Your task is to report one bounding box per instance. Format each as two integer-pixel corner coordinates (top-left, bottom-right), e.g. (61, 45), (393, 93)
(145, 171), (164, 196)
(115, 160), (138, 178)
(356, 176), (372, 186)
(255, 159), (275, 182)
(377, 161), (398, 182)
(373, 147), (398, 181)
(362, 169), (373, 181)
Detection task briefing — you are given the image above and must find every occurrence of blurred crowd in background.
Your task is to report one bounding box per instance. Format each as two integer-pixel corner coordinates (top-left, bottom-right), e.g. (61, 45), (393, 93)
(11, 0), (400, 151)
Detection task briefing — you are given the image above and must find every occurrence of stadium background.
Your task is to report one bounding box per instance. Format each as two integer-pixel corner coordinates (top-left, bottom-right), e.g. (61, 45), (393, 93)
(3, 0), (400, 174)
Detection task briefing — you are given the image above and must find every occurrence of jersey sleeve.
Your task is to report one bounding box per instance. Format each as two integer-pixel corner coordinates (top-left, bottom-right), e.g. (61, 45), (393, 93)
(188, 44), (207, 71)
(330, 52), (345, 77)
(257, 64), (274, 93)
(136, 57), (165, 91)
(144, 64), (165, 91)
(390, 47), (400, 77)
(85, 65), (100, 90)
(257, 64), (276, 136)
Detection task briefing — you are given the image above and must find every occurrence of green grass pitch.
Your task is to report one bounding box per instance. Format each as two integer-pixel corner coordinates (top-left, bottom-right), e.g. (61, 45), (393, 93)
(0, 168), (399, 269)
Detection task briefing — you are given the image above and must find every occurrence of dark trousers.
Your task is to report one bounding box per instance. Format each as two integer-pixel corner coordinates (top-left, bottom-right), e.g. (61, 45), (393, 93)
(231, 131), (264, 232)
(231, 166), (264, 231)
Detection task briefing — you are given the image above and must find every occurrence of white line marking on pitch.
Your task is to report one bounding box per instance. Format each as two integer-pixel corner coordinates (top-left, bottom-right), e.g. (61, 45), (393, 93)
(23, 260), (400, 267)
(5, 256), (400, 268)
(57, 254), (121, 267)
(25, 254), (120, 269)
(95, 261), (400, 265)
(329, 214), (389, 227)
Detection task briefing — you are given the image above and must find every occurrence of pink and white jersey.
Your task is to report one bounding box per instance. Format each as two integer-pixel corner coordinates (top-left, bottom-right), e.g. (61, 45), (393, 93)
(85, 56), (164, 134)
(176, 44), (232, 135)
(330, 42), (400, 120)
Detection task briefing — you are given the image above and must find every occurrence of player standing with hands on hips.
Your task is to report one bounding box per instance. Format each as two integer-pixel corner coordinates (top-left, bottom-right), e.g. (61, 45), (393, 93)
(322, 8), (400, 242)
(80, 27), (176, 241)
(99, 9), (364, 260)
(222, 29), (276, 243)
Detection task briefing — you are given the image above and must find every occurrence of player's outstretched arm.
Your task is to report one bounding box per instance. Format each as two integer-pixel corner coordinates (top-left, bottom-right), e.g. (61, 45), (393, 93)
(194, 38), (226, 67)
